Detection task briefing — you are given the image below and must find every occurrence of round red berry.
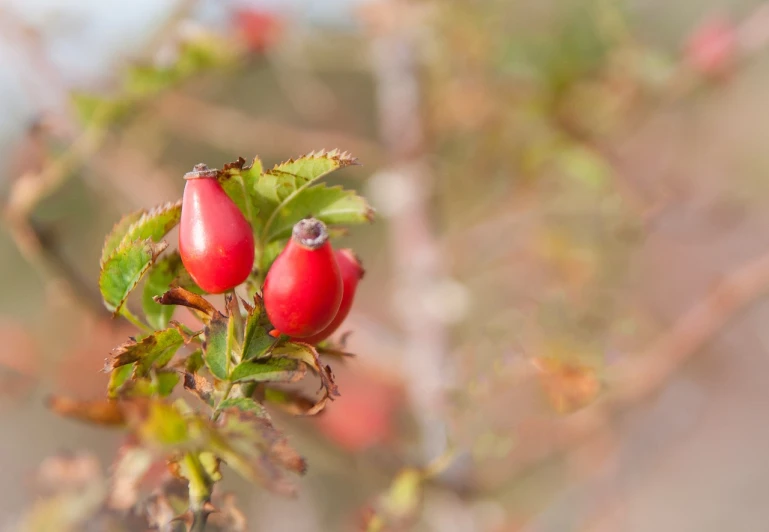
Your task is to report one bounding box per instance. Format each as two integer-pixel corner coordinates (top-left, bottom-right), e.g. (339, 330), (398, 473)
(178, 164), (255, 294)
(262, 218), (343, 338)
(299, 248), (364, 345)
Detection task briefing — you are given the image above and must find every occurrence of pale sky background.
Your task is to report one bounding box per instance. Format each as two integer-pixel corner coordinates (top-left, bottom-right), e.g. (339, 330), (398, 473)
(0, 0), (366, 184)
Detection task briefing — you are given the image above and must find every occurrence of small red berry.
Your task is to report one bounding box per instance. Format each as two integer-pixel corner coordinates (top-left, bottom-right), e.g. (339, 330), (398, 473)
(299, 249), (364, 345)
(232, 8), (283, 54)
(263, 218), (343, 338)
(684, 15), (737, 80)
(178, 164), (255, 294)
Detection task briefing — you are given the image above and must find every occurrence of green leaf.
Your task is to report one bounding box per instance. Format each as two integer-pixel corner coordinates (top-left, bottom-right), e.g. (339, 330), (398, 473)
(101, 210), (144, 266)
(217, 405), (306, 474)
(258, 239), (285, 277)
(107, 364), (133, 399)
(203, 313), (230, 380)
(136, 402), (189, 447)
(122, 371), (180, 398)
(230, 358), (305, 384)
(142, 251), (186, 330)
(219, 156), (263, 229)
(185, 349), (204, 374)
(155, 371), (181, 396)
(105, 325), (186, 376)
(119, 200), (182, 247)
(555, 145), (612, 191)
(265, 184), (374, 242)
(257, 150), (358, 241)
(270, 149), (357, 181)
(225, 293), (245, 354)
(242, 296), (274, 361)
(100, 239), (168, 314)
(218, 397), (268, 417)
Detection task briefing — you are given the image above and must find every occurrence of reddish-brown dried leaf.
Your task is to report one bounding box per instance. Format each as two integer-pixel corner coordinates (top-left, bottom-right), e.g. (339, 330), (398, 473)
(154, 287), (220, 321)
(47, 396), (126, 426)
(183, 372), (214, 405)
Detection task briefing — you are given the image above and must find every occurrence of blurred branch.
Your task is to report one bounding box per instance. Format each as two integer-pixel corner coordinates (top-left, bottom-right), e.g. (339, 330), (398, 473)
(368, 16), (451, 463)
(152, 92), (381, 164)
(3, 118), (111, 315)
(507, 246), (769, 480)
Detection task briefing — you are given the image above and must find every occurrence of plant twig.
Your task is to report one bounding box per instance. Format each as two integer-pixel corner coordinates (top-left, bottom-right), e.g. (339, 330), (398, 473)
(504, 246), (769, 480)
(211, 381), (234, 421)
(183, 452), (213, 532)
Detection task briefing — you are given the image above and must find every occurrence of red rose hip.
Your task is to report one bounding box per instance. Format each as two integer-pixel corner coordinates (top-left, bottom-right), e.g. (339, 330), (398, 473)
(178, 164), (255, 294)
(299, 248), (364, 345)
(263, 218), (343, 338)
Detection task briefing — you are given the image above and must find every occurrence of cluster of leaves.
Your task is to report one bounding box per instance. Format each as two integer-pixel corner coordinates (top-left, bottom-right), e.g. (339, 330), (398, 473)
(51, 150), (373, 528)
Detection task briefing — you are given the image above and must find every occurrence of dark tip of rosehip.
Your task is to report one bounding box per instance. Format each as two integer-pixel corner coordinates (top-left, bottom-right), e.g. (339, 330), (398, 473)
(184, 163), (219, 180)
(292, 218), (328, 249)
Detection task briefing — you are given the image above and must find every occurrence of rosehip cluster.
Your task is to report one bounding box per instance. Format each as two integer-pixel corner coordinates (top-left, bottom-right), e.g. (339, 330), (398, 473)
(263, 218), (364, 344)
(177, 166), (363, 344)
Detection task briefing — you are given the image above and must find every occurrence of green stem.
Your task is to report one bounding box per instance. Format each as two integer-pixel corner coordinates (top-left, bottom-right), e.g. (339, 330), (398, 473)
(211, 381), (234, 421)
(120, 307), (151, 333)
(183, 452), (212, 532)
(423, 445), (459, 479)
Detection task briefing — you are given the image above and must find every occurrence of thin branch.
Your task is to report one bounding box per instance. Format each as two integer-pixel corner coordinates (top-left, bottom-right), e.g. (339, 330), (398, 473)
(505, 246), (769, 479)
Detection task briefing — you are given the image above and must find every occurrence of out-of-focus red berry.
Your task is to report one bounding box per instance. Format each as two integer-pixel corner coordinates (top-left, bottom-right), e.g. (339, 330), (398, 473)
(685, 15), (738, 80)
(232, 8), (283, 54)
(315, 364), (401, 452)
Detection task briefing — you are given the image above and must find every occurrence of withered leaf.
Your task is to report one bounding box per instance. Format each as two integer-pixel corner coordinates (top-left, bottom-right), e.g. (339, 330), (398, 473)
(107, 442), (155, 510)
(105, 323), (188, 375)
(207, 493), (247, 532)
(217, 405), (307, 475)
(47, 396), (126, 426)
(183, 372), (214, 406)
(273, 342), (340, 415)
(154, 287), (220, 321)
(262, 387), (317, 416)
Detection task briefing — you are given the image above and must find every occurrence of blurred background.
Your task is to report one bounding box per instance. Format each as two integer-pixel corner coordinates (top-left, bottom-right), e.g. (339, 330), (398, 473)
(2, 0), (769, 530)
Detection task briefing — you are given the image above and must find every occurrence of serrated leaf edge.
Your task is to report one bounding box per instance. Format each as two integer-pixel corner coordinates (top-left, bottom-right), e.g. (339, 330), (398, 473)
(99, 238), (169, 315)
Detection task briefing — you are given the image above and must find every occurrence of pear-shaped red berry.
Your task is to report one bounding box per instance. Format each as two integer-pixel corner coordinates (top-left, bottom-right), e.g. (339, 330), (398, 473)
(178, 164), (255, 294)
(299, 248), (364, 345)
(263, 218), (342, 338)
